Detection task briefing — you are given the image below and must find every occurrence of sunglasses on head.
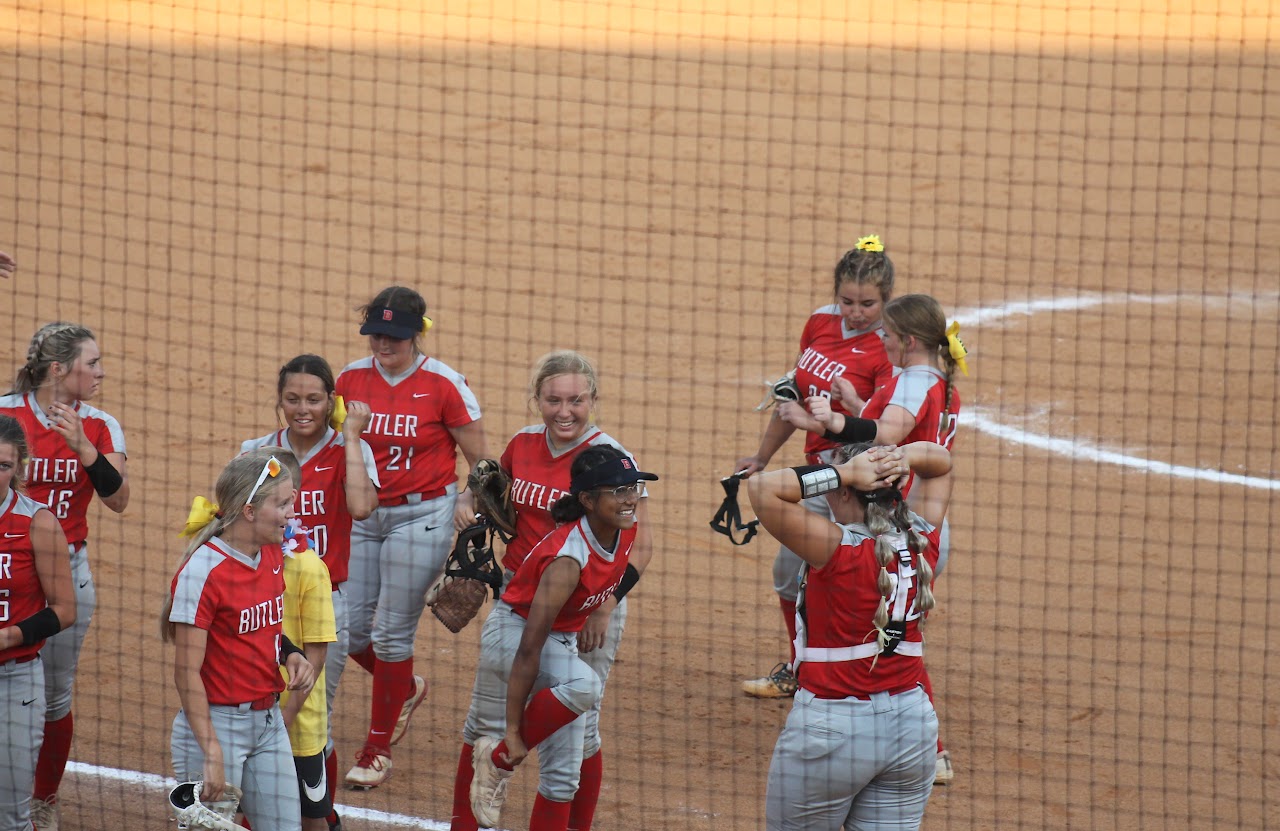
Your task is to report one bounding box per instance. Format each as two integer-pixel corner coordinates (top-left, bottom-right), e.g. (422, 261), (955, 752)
(246, 456), (283, 505)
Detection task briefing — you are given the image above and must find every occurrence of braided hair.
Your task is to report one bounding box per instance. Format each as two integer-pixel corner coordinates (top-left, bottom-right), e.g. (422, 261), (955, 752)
(833, 442), (936, 666)
(882, 294), (959, 413)
(833, 236), (896, 303)
(11, 322), (96, 394)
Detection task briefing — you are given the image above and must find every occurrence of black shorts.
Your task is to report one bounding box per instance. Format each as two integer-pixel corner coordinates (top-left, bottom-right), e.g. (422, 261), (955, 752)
(294, 751), (333, 819)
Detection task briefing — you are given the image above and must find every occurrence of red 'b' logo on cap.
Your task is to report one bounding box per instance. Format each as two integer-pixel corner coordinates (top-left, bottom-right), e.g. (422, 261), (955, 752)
(382, 310), (393, 321)
(622, 459), (633, 469)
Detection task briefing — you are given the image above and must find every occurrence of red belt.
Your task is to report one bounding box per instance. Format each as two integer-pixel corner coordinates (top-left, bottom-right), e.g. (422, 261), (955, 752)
(380, 487), (448, 507)
(814, 683), (920, 701)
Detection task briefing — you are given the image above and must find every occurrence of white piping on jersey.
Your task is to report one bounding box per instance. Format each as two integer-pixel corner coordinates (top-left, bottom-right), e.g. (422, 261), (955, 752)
(810, 303), (884, 340)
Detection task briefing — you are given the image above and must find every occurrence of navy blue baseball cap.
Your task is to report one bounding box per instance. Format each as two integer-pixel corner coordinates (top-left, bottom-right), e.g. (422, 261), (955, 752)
(360, 306), (431, 339)
(570, 456), (659, 495)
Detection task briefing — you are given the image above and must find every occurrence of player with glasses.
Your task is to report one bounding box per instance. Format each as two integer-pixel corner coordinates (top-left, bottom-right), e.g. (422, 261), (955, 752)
(452, 445), (657, 831)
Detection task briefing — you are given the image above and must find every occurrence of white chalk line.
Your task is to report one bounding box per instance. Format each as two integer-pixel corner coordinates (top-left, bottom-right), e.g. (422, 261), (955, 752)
(64, 290), (1280, 807)
(66, 762), (489, 829)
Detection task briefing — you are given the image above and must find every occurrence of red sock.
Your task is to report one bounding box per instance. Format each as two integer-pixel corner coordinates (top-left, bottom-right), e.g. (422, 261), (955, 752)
(325, 747), (339, 819)
(568, 750), (603, 831)
(779, 598), (798, 665)
(492, 690), (579, 770)
(530, 793), (572, 831)
(919, 666), (945, 752)
(33, 712), (74, 801)
(366, 656), (413, 751)
(449, 742), (479, 831)
(349, 647), (376, 674)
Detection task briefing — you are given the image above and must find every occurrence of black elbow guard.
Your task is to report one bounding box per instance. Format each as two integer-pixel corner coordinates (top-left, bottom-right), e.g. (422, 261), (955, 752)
(822, 417), (877, 445)
(84, 453), (124, 498)
(613, 564), (641, 601)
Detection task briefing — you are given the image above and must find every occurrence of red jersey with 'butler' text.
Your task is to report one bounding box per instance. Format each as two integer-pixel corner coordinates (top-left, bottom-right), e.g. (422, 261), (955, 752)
(0, 489), (52, 663)
(240, 428), (380, 586)
(499, 425), (637, 572)
(168, 539), (287, 705)
(501, 518), (636, 633)
(335, 356), (480, 502)
(793, 306), (892, 459)
(795, 517), (940, 699)
(0, 393), (126, 548)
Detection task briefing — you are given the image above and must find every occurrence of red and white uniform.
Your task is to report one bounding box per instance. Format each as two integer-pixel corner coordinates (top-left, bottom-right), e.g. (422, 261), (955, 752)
(335, 356), (480, 503)
(792, 517), (940, 698)
(168, 540), (287, 705)
(501, 518), (637, 633)
(792, 307), (892, 462)
(0, 393), (126, 548)
(500, 425), (636, 573)
(860, 364), (961, 451)
(240, 428), (379, 588)
(0, 489), (51, 663)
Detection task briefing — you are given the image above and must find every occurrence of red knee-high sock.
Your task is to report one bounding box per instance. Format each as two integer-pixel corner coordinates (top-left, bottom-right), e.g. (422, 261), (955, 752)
(492, 690), (579, 770)
(530, 793), (572, 831)
(568, 750), (604, 831)
(33, 712), (74, 801)
(779, 598), (798, 665)
(325, 747), (340, 822)
(920, 665), (945, 752)
(349, 646), (377, 674)
(367, 656), (413, 751)
(450, 742), (480, 831)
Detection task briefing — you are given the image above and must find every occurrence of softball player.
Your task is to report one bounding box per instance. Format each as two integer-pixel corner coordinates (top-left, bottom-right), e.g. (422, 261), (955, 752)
(335, 286), (490, 789)
(162, 448), (318, 831)
(780, 293), (968, 784)
(0, 415), (76, 831)
(239, 353), (379, 823)
(455, 445), (656, 831)
(448, 351), (652, 831)
(734, 236), (895, 700)
(747, 441), (953, 831)
(0, 323), (129, 830)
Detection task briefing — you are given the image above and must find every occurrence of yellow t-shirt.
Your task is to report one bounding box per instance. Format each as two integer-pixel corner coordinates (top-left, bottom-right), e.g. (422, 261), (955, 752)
(279, 548), (337, 757)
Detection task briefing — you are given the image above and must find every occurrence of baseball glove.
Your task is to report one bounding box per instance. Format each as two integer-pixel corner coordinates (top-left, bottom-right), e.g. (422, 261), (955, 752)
(754, 368), (802, 412)
(169, 782), (249, 831)
(467, 459), (518, 541)
(427, 521), (504, 633)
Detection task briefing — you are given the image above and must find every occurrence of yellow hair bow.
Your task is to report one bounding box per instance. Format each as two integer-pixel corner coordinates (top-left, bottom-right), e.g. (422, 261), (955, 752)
(945, 321), (970, 376)
(422, 315), (434, 333)
(180, 496), (220, 538)
(856, 234), (884, 253)
(329, 395), (347, 430)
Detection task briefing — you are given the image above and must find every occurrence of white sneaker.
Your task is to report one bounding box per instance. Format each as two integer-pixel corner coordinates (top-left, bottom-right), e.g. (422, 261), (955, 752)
(935, 749), (955, 785)
(168, 782), (249, 831)
(30, 797), (59, 831)
(345, 745), (393, 790)
(390, 675), (428, 745)
(470, 737), (515, 828)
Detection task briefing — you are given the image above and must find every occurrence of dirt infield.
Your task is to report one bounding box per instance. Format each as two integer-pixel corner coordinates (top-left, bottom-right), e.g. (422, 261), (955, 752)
(1, 2), (1277, 829)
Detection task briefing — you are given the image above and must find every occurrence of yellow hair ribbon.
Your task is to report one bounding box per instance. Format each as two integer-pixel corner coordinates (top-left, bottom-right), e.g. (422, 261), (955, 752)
(422, 315), (434, 333)
(945, 321), (970, 376)
(329, 395), (347, 430)
(856, 234), (884, 253)
(180, 496), (220, 538)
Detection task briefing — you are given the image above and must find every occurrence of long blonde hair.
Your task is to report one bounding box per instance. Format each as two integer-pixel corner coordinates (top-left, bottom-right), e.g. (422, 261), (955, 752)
(834, 443), (936, 666)
(159, 447), (291, 642)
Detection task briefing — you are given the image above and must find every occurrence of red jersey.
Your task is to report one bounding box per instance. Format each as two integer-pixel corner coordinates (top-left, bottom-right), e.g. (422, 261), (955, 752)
(168, 539), (287, 705)
(0, 393), (126, 547)
(335, 356), (480, 503)
(793, 306), (893, 459)
(501, 518), (636, 633)
(860, 364), (961, 450)
(793, 518), (940, 699)
(499, 425), (636, 572)
(240, 428), (380, 587)
(0, 489), (52, 663)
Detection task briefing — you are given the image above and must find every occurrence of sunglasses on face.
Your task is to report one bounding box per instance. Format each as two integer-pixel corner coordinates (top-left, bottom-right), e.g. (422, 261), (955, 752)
(597, 482), (643, 499)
